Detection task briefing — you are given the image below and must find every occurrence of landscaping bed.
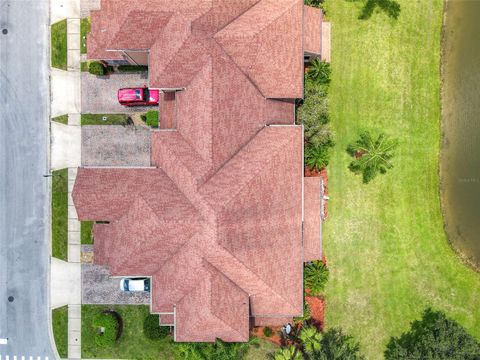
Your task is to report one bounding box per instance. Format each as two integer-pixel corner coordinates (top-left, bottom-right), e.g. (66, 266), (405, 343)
(52, 168), (68, 260)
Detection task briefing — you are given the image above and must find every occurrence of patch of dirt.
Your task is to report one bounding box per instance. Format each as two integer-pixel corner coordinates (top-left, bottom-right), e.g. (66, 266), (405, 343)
(81, 251), (94, 263)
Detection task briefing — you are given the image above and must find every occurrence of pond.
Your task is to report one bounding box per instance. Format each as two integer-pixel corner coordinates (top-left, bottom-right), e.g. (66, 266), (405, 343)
(441, 0), (480, 269)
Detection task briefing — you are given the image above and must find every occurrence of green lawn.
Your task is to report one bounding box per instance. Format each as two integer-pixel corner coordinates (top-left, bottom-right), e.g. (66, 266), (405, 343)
(82, 305), (176, 359)
(81, 221), (94, 244)
(81, 114), (129, 126)
(52, 306), (68, 358)
(51, 19), (67, 70)
(323, 0), (480, 359)
(52, 114), (68, 125)
(52, 168), (68, 260)
(81, 18), (90, 55)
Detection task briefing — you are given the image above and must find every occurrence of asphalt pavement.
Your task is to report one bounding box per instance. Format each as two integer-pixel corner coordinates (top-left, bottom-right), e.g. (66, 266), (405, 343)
(0, 0), (56, 358)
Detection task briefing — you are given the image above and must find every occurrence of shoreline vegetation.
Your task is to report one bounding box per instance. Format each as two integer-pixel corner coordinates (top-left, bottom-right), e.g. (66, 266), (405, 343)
(323, 0), (480, 358)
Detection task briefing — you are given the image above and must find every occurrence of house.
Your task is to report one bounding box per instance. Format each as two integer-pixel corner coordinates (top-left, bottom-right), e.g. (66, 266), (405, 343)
(73, 0), (329, 342)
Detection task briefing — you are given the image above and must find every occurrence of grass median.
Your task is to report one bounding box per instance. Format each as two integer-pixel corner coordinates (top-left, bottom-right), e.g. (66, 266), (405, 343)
(52, 306), (68, 358)
(51, 19), (67, 70)
(323, 0), (480, 358)
(52, 168), (68, 261)
(81, 114), (129, 126)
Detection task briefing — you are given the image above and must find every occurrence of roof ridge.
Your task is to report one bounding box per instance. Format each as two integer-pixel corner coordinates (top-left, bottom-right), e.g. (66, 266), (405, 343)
(213, 0), (262, 34)
(204, 242), (297, 313)
(204, 127), (297, 211)
(215, 0), (298, 39)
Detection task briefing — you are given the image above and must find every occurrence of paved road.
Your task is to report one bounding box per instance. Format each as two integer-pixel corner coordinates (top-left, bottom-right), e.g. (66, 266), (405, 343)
(0, 0), (55, 359)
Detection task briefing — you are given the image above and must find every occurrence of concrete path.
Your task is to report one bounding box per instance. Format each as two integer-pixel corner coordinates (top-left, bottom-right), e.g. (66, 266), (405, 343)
(321, 22), (331, 63)
(67, 19), (81, 72)
(51, 121), (81, 170)
(0, 0), (56, 358)
(51, 69), (81, 117)
(51, 0), (80, 25)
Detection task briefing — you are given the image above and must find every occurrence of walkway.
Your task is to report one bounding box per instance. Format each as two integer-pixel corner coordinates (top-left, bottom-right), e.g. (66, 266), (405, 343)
(50, 1), (83, 358)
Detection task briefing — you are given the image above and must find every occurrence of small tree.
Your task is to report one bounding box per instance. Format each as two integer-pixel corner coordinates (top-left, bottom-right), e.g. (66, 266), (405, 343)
(304, 261), (329, 296)
(385, 308), (480, 360)
(88, 61), (106, 75)
(347, 131), (397, 183)
(311, 328), (365, 360)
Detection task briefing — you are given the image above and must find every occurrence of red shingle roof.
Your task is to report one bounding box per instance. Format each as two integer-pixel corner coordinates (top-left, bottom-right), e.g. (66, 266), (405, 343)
(76, 0), (324, 342)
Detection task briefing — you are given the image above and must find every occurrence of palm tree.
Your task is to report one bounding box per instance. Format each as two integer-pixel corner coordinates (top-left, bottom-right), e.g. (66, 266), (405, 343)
(306, 59), (331, 85)
(347, 131), (397, 183)
(299, 326), (322, 355)
(311, 328), (365, 360)
(271, 346), (303, 360)
(304, 261), (329, 296)
(305, 143), (331, 171)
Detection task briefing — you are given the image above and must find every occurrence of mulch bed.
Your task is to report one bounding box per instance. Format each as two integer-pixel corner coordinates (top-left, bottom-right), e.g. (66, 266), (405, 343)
(251, 326), (284, 346)
(305, 295), (325, 331)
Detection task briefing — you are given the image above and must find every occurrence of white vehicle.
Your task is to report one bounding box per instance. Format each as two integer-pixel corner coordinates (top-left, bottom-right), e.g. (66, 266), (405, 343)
(120, 277), (150, 292)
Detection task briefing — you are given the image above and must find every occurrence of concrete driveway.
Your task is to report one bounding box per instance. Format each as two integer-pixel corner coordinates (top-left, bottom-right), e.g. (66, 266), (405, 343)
(82, 72), (154, 113)
(82, 263), (150, 305)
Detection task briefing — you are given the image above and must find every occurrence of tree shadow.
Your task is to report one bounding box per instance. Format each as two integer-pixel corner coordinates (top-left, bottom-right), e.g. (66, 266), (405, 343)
(349, 0), (401, 20)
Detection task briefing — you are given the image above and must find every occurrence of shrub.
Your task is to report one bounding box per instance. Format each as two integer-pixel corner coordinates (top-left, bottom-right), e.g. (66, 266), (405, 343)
(305, 142), (332, 171)
(313, 328), (365, 359)
(385, 308), (480, 359)
(306, 59), (331, 85)
(143, 314), (170, 340)
(176, 338), (256, 360)
(144, 110), (159, 128)
(117, 65), (149, 72)
(92, 311), (120, 347)
(89, 61), (106, 76)
(263, 326), (273, 337)
(305, 0), (325, 10)
(304, 261), (329, 296)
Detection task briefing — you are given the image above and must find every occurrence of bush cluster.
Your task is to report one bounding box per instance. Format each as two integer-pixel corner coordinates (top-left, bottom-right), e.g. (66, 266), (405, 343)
(143, 314), (170, 340)
(88, 61), (106, 76)
(297, 60), (334, 171)
(92, 311), (120, 347)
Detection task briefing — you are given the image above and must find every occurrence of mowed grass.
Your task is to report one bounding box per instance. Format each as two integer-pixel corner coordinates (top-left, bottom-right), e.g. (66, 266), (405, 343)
(81, 221), (94, 244)
(82, 305), (176, 359)
(322, 1), (480, 358)
(52, 306), (68, 358)
(52, 168), (68, 260)
(51, 19), (67, 70)
(81, 113), (129, 126)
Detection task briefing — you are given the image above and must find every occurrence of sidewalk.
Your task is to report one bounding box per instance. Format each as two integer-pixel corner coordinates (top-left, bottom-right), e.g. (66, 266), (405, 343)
(50, 1), (83, 358)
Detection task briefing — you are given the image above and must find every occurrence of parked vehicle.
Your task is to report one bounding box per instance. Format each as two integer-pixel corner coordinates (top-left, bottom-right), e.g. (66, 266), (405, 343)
(117, 87), (159, 106)
(120, 277), (150, 292)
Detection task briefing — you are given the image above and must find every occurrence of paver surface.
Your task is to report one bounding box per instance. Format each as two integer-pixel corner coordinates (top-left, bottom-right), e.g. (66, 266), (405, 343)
(82, 125), (151, 166)
(81, 72), (152, 114)
(82, 264), (150, 305)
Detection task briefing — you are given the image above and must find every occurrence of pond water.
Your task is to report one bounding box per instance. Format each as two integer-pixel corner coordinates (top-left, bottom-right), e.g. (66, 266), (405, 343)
(441, 0), (480, 269)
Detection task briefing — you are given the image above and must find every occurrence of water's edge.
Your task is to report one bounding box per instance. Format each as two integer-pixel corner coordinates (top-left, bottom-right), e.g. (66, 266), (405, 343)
(439, 0), (480, 272)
